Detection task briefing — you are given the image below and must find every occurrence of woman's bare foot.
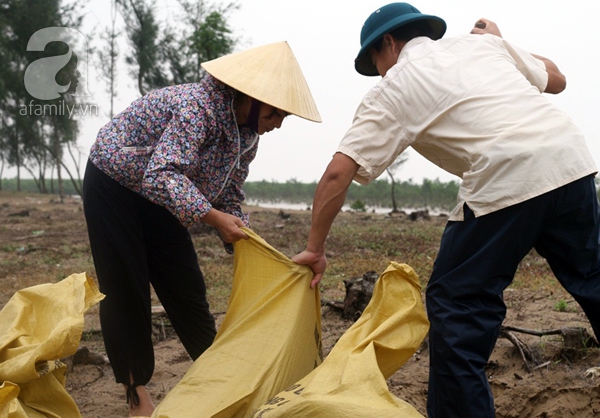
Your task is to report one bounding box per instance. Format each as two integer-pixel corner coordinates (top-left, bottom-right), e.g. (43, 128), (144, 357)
(123, 384), (155, 417)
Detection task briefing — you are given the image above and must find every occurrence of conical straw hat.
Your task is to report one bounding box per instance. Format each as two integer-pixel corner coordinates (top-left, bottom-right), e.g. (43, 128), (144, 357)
(201, 41), (322, 123)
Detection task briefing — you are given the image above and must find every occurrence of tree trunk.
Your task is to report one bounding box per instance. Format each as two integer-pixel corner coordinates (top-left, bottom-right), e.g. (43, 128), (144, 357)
(386, 168), (399, 213)
(16, 164), (21, 192)
(391, 179), (398, 212)
(55, 138), (64, 202)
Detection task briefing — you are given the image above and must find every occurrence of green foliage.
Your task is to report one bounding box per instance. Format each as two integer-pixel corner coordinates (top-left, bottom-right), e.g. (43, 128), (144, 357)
(192, 10), (236, 61)
(350, 200), (366, 212)
(2, 177), (460, 210)
(119, 0), (239, 89)
(1, 178), (80, 195)
(243, 178), (460, 211)
(0, 0), (84, 195)
(118, 0), (170, 95)
(96, 0), (120, 118)
(1, 0), (240, 194)
(554, 299), (569, 312)
(165, 1), (238, 84)
(242, 179), (317, 205)
(346, 178), (460, 210)
(551, 298), (580, 314)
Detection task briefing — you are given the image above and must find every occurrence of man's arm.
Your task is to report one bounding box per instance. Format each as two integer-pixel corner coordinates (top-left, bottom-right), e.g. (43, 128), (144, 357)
(471, 18), (566, 94)
(292, 152), (359, 288)
(531, 53), (566, 94)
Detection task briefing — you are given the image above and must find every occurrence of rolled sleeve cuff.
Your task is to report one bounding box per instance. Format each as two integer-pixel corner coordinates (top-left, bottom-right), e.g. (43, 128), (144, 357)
(337, 145), (376, 185)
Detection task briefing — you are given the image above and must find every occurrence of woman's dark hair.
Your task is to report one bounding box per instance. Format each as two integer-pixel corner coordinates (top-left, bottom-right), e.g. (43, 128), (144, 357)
(371, 21), (435, 52)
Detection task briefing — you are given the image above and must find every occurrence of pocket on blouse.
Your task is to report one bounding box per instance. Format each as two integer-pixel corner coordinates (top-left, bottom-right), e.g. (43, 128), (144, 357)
(120, 146), (154, 155)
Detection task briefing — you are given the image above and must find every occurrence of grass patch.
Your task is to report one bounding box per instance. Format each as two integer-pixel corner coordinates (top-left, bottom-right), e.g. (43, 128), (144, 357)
(0, 192), (564, 315)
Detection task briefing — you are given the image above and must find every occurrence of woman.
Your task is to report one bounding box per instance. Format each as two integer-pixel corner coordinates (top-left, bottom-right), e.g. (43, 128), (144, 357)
(82, 42), (320, 417)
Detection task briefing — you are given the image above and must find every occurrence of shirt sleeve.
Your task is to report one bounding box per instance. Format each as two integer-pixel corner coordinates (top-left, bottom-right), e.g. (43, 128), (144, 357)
(337, 89), (413, 185)
(211, 135), (259, 253)
(213, 135), (259, 222)
(501, 38), (548, 93)
(140, 115), (213, 227)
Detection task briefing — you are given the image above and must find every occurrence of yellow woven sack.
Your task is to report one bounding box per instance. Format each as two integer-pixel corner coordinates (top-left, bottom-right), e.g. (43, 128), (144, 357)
(153, 228), (322, 418)
(0, 273), (104, 418)
(252, 262), (429, 418)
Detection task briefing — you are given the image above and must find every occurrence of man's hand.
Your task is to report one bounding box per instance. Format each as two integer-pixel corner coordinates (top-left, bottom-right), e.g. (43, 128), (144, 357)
(292, 152), (359, 289)
(471, 18), (502, 37)
(470, 17), (565, 93)
(292, 250), (327, 289)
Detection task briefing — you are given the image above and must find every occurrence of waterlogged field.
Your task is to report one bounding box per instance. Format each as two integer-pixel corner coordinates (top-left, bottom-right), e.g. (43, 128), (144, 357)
(1, 191), (599, 417)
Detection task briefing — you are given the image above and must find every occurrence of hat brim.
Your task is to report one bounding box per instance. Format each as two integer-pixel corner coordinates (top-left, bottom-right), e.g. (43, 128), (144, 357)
(355, 14), (446, 76)
(202, 42), (322, 123)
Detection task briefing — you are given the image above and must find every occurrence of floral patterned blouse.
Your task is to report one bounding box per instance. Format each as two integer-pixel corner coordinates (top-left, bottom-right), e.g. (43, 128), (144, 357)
(89, 75), (259, 228)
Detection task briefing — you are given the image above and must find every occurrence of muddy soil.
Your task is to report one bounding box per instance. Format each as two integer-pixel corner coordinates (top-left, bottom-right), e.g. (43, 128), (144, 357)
(1, 191), (599, 417)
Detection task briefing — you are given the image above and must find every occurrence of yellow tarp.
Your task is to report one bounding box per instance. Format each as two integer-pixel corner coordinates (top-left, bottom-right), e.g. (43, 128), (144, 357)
(153, 228), (322, 418)
(155, 229), (429, 417)
(0, 273), (104, 418)
(252, 261), (429, 418)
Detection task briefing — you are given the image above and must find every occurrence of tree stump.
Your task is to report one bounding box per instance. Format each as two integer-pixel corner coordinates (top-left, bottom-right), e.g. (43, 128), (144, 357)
(408, 209), (430, 221)
(322, 271), (379, 321)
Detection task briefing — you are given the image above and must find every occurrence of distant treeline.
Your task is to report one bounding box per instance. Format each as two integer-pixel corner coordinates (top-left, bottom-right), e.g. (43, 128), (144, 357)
(1, 178), (79, 196)
(7, 177), (600, 213)
(1, 177), (461, 210)
(243, 178), (461, 211)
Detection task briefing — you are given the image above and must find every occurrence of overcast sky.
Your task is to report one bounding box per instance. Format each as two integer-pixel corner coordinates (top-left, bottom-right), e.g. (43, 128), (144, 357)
(41, 0), (600, 184)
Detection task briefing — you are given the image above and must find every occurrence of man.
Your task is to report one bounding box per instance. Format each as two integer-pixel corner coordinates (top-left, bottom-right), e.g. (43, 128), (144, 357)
(293, 3), (600, 418)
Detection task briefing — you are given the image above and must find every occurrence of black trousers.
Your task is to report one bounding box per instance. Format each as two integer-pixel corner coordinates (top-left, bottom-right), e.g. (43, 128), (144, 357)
(426, 175), (600, 418)
(82, 160), (216, 389)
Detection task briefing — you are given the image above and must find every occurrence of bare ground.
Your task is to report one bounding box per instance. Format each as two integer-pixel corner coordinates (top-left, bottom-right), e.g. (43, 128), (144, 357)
(1, 191), (600, 417)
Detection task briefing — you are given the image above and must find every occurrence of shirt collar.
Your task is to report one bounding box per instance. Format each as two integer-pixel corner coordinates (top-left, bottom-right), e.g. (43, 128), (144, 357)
(400, 36), (430, 56)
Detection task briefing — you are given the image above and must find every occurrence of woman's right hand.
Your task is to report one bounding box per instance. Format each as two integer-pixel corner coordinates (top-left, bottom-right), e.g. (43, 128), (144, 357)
(201, 209), (248, 243)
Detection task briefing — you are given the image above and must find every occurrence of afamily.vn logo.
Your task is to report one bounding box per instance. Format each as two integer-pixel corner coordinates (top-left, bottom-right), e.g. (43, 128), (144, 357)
(24, 27), (92, 100)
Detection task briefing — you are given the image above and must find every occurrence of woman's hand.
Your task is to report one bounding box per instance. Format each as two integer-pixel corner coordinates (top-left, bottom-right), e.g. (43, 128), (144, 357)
(201, 208), (248, 243)
(292, 250), (327, 289)
(470, 18), (502, 38)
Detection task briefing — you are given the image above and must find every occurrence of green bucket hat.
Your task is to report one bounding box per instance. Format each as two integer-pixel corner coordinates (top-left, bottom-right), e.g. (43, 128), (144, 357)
(355, 2), (446, 76)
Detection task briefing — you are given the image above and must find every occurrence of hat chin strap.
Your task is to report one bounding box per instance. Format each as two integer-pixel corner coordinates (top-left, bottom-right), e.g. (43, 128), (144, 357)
(247, 99), (261, 134)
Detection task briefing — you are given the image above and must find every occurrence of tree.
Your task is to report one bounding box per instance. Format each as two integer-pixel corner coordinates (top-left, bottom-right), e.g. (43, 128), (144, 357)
(96, 0), (120, 118)
(1, 0), (240, 194)
(116, 0), (239, 94)
(163, 0), (239, 85)
(118, 0), (169, 96)
(386, 153), (409, 213)
(0, 0), (85, 196)
(0, 4), (9, 190)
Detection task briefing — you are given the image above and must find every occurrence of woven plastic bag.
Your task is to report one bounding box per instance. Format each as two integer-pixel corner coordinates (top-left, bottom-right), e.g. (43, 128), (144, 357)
(153, 228), (322, 418)
(252, 261), (429, 418)
(0, 272), (104, 418)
